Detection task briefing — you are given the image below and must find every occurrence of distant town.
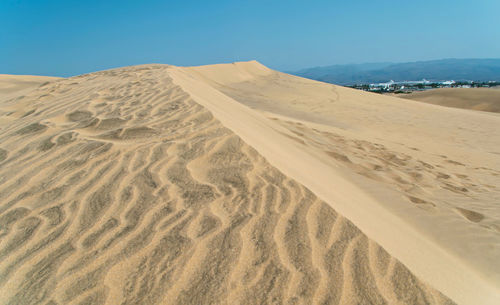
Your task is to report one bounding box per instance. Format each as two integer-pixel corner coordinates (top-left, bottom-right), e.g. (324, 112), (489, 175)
(348, 80), (500, 94)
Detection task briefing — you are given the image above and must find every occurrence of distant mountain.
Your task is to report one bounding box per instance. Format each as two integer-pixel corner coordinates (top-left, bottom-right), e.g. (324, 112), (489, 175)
(292, 59), (500, 85)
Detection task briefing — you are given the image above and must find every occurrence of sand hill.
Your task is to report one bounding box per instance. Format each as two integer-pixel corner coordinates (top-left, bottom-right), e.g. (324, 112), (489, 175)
(0, 74), (61, 98)
(0, 62), (499, 305)
(396, 87), (500, 113)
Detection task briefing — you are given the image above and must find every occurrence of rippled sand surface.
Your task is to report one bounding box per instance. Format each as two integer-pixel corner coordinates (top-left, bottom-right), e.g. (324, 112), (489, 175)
(0, 63), (492, 304)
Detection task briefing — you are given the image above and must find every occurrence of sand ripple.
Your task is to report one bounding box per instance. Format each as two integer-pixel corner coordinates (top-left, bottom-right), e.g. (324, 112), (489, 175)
(0, 65), (453, 304)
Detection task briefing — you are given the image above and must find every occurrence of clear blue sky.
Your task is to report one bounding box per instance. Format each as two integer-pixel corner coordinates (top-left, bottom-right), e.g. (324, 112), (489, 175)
(1, 0), (499, 76)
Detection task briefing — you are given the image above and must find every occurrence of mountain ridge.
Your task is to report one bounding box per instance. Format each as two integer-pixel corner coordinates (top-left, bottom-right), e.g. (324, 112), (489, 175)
(292, 58), (500, 85)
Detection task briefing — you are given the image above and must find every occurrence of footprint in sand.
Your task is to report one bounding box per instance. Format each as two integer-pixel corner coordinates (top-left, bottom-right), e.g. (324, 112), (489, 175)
(15, 122), (47, 135)
(455, 207), (484, 223)
(0, 148), (7, 162)
(407, 195), (436, 208)
(66, 110), (94, 122)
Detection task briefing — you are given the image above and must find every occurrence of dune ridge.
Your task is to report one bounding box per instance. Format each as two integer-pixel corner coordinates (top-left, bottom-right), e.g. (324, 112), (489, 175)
(0, 62), (493, 304)
(171, 61), (500, 305)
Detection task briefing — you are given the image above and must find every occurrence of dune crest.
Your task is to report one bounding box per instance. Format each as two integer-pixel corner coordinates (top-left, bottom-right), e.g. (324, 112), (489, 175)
(0, 62), (495, 304)
(171, 61), (500, 305)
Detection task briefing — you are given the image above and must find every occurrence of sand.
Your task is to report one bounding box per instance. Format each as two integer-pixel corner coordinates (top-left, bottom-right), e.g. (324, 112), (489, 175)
(0, 62), (497, 305)
(0, 74), (61, 99)
(394, 87), (500, 113)
(173, 61), (500, 304)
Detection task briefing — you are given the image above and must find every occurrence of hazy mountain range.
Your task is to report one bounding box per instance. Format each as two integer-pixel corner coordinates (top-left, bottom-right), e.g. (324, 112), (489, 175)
(291, 58), (500, 85)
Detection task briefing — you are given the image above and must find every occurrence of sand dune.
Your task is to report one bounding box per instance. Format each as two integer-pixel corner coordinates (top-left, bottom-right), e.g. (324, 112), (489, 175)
(395, 87), (500, 113)
(0, 62), (496, 305)
(174, 61), (500, 304)
(0, 75), (61, 126)
(0, 74), (61, 99)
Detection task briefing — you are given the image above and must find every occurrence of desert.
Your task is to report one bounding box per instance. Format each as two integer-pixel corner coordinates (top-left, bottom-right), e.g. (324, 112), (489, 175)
(0, 61), (499, 304)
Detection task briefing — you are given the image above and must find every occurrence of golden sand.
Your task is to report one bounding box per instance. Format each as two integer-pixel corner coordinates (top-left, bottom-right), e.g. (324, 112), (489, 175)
(1, 62), (498, 304)
(395, 87), (500, 113)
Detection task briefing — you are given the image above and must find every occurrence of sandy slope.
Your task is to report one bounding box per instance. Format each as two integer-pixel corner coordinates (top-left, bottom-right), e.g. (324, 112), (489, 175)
(173, 61), (500, 305)
(395, 87), (500, 113)
(0, 74), (61, 99)
(0, 62), (493, 305)
(0, 75), (61, 126)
